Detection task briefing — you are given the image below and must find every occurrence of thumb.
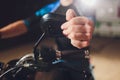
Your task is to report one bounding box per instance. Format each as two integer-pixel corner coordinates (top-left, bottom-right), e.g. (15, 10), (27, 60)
(66, 9), (77, 21)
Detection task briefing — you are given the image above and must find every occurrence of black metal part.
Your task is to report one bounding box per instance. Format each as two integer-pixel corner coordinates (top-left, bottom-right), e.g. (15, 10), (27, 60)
(40, 46), (56, 63)
(33, 13), (66, 64)
(40, 13), (66, 37)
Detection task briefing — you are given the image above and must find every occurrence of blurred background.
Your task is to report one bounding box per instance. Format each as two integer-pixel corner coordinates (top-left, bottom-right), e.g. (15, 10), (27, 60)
(0, 0), (120, 80)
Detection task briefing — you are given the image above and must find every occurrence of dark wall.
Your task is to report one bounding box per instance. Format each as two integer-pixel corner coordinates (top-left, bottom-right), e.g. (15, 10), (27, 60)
(0, 0), (56, 49)
(0, 0), (56, 27)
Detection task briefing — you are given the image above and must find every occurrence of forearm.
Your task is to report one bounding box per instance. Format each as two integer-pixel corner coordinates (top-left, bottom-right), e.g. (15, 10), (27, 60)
(0, 20), (28, 39)
(0, 1), (61, 39)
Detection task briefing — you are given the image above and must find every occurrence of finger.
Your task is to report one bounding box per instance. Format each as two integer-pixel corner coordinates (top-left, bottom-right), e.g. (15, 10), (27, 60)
(68, 32), (92, 41)
(61, 22), (69, 30)
(84, 24), (94, 33)
(88, 19), (94, 27)
(62, 26), (72, 36)
(71, 40), (89, 49)
(69, 25), (87, 33)
(66, 9), (77, 21)
(60, 0), (73, 6)
(62, 24), (90, 36)
(62, 24), (85, 36)
(69, 24), (94, 33)
(69, 17), (89, 25)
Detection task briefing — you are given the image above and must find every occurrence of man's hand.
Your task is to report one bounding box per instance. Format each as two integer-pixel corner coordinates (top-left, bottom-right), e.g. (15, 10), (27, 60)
(61, 9), (94, 49)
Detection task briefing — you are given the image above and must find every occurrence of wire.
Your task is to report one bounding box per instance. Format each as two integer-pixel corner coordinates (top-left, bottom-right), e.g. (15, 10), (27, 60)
(0, 66), (21, 79)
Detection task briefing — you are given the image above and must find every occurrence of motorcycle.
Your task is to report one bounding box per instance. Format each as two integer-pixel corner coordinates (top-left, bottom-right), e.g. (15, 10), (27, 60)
(0, 13), (94, 80)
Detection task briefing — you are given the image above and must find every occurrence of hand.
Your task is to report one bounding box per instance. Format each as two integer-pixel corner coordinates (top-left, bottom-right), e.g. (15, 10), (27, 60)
(61, 9), (94, 49)
(60, 0), (73, 6)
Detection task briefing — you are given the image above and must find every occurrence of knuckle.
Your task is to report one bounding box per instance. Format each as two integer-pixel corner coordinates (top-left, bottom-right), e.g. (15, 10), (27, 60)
(70, 33), (75, 39)
(85, 25), (92, 33)
(81, 16), (89, 23)
(79, 41), (89, 49)
(86, 33), (91, 40)
(70, 19), (76, 25)
(77, 41), (83, 49)
(71, 33), (79, 40)
(74, 33), (78, 39)
(89, 20), (94, 26)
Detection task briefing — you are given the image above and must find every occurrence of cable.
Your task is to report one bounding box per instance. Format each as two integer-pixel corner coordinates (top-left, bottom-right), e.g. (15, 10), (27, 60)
(0, 66), (21, 79)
